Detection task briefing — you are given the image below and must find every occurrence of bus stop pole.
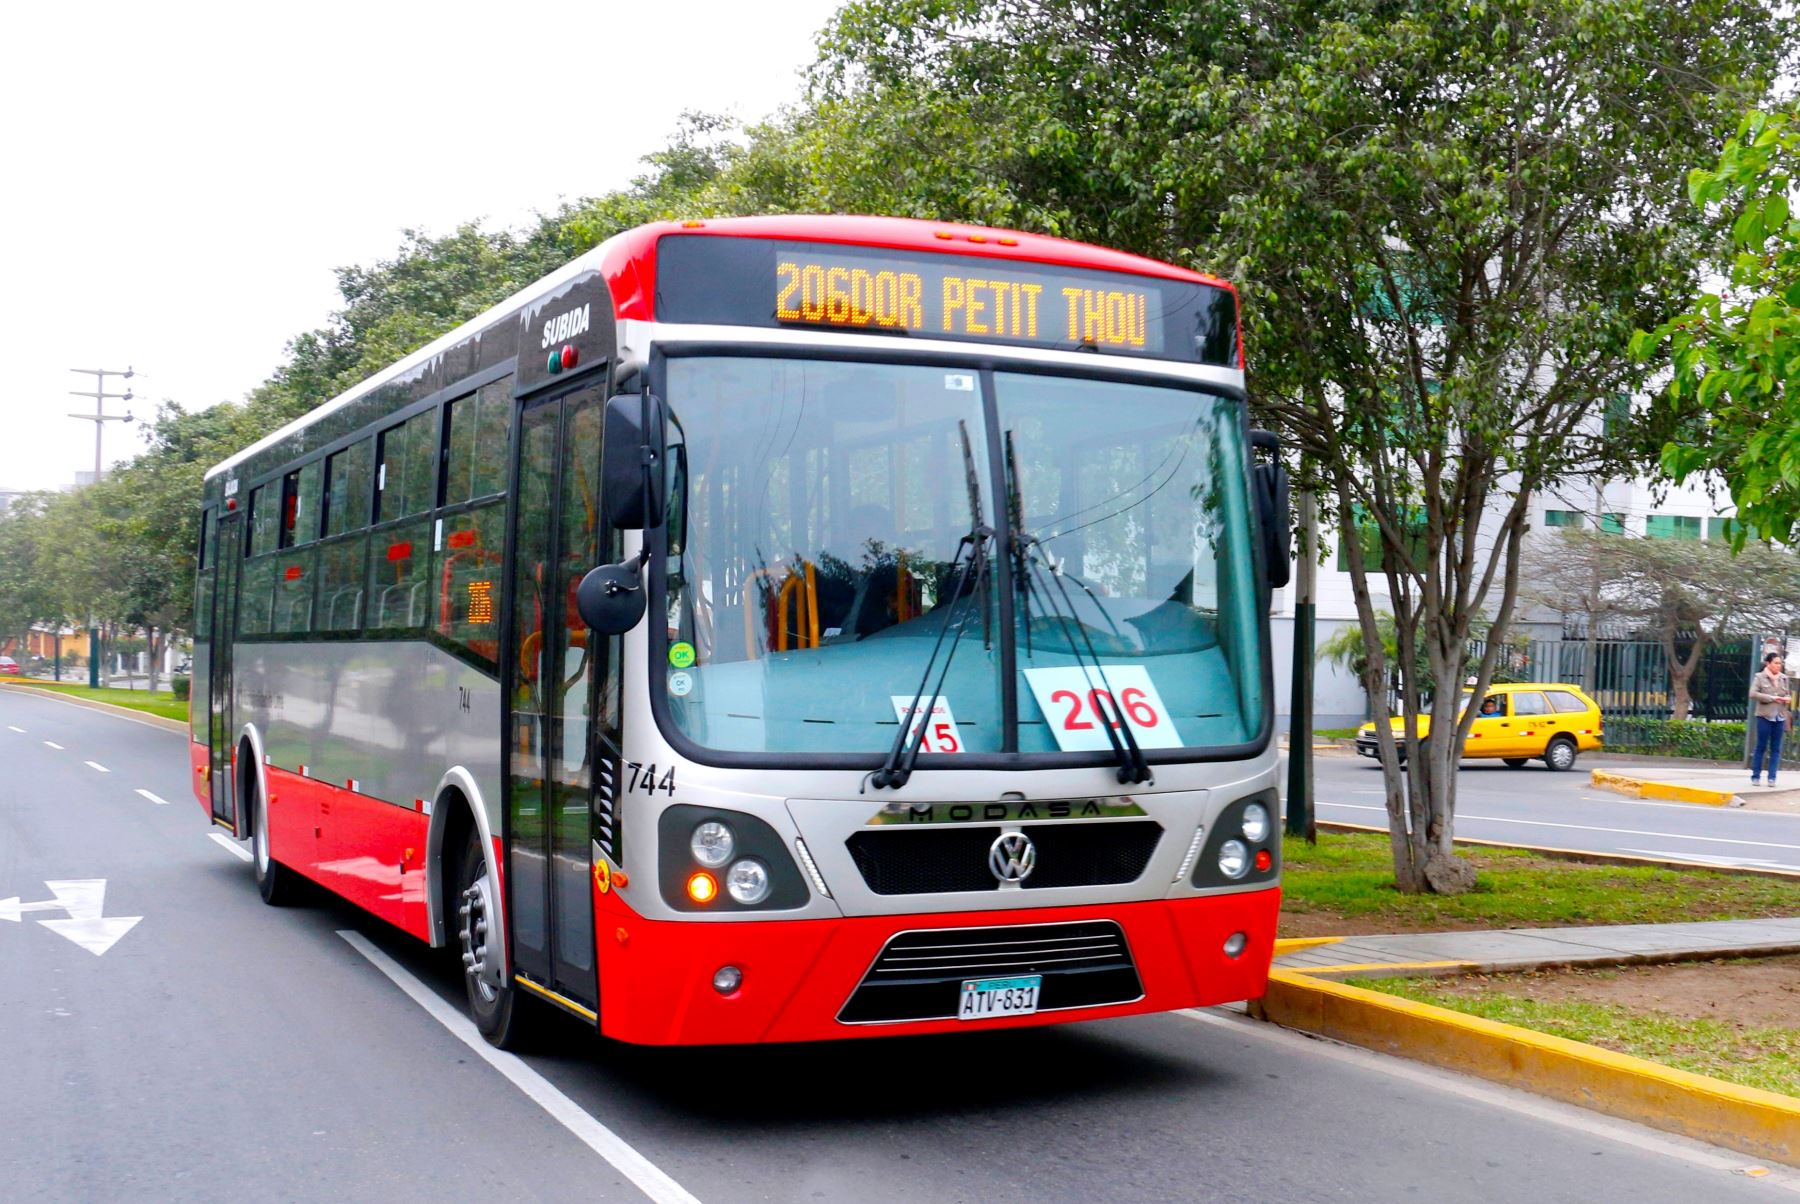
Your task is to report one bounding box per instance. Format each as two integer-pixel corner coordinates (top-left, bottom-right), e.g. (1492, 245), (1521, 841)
(1286, 490), (1317, 841)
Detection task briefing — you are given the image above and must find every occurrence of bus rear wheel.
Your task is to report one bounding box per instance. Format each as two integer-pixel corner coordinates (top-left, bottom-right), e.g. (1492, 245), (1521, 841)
(250, 772), (300, 906)
(456, 829), (528, 1049)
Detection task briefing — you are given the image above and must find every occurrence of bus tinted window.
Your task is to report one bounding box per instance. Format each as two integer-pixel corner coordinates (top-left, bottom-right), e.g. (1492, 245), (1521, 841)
(368, 519), (432, 630)
(435, 504), (504, 668)
(444, 378), (512, 503)
(377, 411), (437, 521)
(194, 509), (215, 640)
(248, 484), (279, 557)
(315, 535), (367, 632)
(240, 556), (275, 636)
(283, 460), (323, 547)
(272, 550), (315, 634)
(325, 440), (373, 538)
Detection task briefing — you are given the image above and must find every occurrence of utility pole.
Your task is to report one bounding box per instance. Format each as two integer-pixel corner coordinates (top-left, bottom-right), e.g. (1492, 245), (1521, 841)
(68, 366), (136, 689)
(68, 366), (135, 484)
(1286, 489), (1318, 841)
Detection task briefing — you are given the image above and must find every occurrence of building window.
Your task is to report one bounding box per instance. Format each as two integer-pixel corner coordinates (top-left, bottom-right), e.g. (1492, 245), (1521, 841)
(1544, 510), (1584, 528)
(1646, 514), (1701, 540)
(1599, 513), (1627, 535)
(1603, 394), (1631, 439)
(1335, 504), (1428, 573)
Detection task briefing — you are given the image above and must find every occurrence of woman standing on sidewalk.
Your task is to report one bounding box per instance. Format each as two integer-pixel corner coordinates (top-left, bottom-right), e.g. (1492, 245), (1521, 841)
(1749, 651), (1792, 786)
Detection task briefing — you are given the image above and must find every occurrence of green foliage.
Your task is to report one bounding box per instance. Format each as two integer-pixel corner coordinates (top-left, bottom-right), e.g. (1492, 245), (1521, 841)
(1607, 718), (1758, 761)
(1643, 105), (1800, 547)
(171, 675), (191, 702)
(1282, 831), (1800, 930)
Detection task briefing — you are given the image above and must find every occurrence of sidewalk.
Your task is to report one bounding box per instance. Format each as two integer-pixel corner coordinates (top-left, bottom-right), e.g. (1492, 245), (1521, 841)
(1276, 916), (1800, 979)
(1590, 763), (1800, 810)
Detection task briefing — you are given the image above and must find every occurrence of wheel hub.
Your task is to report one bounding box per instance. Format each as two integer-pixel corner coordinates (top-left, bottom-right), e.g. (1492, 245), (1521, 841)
(459, 873), (497, 1004)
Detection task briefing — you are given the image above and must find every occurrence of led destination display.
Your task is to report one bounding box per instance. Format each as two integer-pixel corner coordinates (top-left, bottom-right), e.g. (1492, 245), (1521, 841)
(655, 235), (1239, 365)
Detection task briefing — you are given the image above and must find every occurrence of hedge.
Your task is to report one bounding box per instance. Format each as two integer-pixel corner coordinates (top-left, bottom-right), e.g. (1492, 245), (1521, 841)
(171, 675), (190, 701)
(1604, 717), (1789, 761)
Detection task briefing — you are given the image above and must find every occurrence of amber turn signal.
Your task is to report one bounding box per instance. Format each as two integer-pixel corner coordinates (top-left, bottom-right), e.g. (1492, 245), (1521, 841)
(686, 872), (718, 904)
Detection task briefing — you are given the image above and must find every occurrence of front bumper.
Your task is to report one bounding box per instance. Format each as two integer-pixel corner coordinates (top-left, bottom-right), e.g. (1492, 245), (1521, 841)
(591, 886), (1281, 1045)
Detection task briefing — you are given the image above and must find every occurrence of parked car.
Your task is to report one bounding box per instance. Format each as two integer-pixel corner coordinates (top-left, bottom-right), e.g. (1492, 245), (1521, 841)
(0, 655), (20, 676)
(1355, 681), (1604, 771)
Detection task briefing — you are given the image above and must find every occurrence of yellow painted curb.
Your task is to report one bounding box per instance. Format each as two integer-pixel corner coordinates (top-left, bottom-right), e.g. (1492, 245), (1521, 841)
(1273, 936), (1342, 954)
(0, 682), (188, 734)
(1298, 959), (1478, 977)
(1256, 968), (1800, 1166)
(1590, 767), (1735, 807)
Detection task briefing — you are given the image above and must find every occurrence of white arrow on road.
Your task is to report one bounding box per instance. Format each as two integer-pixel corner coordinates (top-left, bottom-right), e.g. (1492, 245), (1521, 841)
(0, 879), (141, 955)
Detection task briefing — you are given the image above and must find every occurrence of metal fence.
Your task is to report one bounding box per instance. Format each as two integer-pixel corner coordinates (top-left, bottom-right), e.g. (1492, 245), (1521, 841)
(1464, 634), (1789, 762)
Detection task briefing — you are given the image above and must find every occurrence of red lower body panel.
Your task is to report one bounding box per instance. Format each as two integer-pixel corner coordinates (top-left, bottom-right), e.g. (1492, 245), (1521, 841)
(592, 886), (1280, 1045)
(188, 738), (210, 813)
(263, 765), (430, 939)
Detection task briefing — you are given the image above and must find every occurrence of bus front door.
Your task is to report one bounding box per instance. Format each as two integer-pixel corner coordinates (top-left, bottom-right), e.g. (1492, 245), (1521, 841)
(208, 512), (241, 833)
(505, 386), (607, 1016)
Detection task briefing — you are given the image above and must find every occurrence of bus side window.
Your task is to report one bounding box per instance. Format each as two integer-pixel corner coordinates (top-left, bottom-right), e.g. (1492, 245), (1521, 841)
(376, 410), (439, 522)
(324, 439), (373, 539)
(444, 380), (511, 506)
(434, 504), (505, 669)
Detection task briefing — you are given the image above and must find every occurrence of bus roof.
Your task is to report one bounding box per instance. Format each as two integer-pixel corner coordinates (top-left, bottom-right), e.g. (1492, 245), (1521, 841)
(205, 216), (1236, 482)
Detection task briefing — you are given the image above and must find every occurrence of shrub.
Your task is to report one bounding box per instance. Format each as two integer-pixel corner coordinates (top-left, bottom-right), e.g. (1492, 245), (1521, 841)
(1606, 717), (1759, 761)
(171, 675), (190, 701)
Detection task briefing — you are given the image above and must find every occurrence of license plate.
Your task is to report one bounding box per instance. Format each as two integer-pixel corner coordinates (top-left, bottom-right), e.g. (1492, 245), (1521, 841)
(958, 975), (1042, 1021)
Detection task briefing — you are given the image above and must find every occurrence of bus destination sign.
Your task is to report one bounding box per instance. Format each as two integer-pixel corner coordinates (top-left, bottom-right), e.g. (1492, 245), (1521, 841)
(774, 250), (1157, 351)
(655, 235), (1240, 366)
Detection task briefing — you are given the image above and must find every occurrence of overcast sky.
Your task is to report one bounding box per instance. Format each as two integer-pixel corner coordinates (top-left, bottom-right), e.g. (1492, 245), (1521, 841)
(0, 0), (843, 490)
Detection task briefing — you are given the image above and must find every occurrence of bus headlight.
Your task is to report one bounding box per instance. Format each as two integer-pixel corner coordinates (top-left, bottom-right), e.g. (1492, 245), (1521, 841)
(1218, 840), (1250, 880)
(726, 859), (771, 905)
(691, 821), (735, 868)
(1240, 802), (1270, 843)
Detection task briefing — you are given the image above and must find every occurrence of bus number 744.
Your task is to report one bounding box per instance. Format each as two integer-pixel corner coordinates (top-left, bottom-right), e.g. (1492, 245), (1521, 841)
(624, 762), (676, 795)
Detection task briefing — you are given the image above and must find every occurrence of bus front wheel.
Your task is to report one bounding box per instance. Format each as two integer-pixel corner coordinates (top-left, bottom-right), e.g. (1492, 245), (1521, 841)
(456, 829), (527, 1049)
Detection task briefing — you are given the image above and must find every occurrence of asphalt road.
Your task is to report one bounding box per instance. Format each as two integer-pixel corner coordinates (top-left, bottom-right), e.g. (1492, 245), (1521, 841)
(1307, 750), (1800, 872)
(1, 689), (1791, 1202)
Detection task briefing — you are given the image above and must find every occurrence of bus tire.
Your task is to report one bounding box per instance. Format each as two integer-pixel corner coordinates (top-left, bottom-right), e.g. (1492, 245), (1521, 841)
(250, 775), (300, 906)
(456, 828), (527, 1048)
(1544, 736), (1577, 772)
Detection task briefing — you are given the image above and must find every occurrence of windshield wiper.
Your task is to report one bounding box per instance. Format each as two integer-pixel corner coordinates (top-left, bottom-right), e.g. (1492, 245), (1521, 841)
(1005, 434), (1152, 786)
(869, 420), (989, 791)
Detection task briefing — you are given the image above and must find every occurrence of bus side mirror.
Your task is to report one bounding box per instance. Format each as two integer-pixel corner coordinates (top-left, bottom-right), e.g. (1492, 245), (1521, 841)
(604, 392), (667, 531)
(1249, 430), (1291, 590)
(576, 560), (647, 635)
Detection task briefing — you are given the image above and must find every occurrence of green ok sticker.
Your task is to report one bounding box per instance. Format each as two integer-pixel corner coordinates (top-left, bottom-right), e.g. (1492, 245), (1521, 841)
(669, 641), (696, 669)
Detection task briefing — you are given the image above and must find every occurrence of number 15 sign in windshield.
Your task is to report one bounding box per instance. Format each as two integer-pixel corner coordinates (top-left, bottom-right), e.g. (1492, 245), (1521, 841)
(1022, 666), (1183, 752)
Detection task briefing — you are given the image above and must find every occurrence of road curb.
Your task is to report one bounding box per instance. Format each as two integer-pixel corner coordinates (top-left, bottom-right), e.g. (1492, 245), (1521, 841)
(0, 682), (187, 734)
(1253, 967), (1800, 1166)
(1589, 767), (1735, 807)
(1314, 819), (1800, 881)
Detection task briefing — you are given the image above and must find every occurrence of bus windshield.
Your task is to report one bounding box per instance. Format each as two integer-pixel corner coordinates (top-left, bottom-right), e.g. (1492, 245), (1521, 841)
(658, 354), (1263, 759)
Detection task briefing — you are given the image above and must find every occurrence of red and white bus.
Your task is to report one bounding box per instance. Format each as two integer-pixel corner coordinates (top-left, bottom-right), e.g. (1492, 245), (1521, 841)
(190, 215), (1289, 1046)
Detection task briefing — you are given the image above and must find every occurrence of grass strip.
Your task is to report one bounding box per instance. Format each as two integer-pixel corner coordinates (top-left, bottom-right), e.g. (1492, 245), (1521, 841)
(1362, 975), (1800, 1099)
(0, 678), (188, 723)
(1281, 830), (1798, 929)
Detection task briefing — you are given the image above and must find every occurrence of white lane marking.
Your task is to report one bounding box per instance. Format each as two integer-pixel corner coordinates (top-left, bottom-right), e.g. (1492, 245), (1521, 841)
(0, 880), (142, 955)
(1177, 1008), (1800, 1191)
(1618, 847), (1800, 873)
(84, 761), (110, 773)
(42, 741), (62, 750)
(208, 832), (252, 862)
(135, 789), (170, 806)
(7, 725), (23, 733)
(337, 929), (701, 1204)
(1316, 801), (1800, 852)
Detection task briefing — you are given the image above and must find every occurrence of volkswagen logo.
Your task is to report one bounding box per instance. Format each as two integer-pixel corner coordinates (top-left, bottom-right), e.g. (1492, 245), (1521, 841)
(988, 832), (1037, 884)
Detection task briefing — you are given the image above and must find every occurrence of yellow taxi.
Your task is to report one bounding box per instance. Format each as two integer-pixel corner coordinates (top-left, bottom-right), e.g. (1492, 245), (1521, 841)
(1354, 681), (1604, 772)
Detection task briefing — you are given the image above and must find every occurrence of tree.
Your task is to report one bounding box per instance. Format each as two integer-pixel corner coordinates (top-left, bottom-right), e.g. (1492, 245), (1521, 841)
(1643, 107), (1800, 543)
(796, 0), (1786, 894)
